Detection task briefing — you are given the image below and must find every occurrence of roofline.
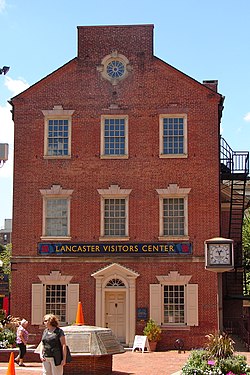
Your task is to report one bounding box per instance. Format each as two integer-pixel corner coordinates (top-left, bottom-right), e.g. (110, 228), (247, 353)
(77, 24), (154, 29)
(10, 54), (223, 104)
(10, 57), (77, 103)
(154, 56), (223, 99)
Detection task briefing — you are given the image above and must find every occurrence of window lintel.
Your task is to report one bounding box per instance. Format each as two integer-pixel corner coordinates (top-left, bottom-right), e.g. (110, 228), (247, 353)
(97, 184), (132, 197)
(42, 105), (75, 117)
(156, 271), (192, 284)
(40, 185), (74, 197)
(156, 184), (191, 197)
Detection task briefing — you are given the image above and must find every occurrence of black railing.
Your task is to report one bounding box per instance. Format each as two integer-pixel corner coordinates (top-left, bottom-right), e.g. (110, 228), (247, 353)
(241, 324), (250, 351)
(220, 137), (249, 175)
(225, 317), (250, 351)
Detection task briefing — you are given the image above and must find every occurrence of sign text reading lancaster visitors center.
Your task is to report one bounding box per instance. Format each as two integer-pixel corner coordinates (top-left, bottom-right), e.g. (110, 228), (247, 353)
(38, 243), (192, 256)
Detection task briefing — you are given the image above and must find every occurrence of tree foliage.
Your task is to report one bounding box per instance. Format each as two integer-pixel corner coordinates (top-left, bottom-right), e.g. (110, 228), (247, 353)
(243, 210), (250, 295)
(0, 243), (11, 276)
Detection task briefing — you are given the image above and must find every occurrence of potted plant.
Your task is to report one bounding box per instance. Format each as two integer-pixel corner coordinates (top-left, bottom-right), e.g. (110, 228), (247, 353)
(143, 319), (161, 351)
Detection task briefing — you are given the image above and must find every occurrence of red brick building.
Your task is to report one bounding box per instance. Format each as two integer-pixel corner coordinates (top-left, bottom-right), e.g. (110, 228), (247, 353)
(9, 24), (248, 349)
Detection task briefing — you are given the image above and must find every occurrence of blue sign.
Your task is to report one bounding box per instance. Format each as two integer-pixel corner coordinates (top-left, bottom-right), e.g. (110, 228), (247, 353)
(38, 242), (192, 256)
(137, 308), (148, 321)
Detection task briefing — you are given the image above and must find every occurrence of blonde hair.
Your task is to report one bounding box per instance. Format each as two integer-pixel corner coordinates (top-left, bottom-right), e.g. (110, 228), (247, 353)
(43, 314), (59, 327)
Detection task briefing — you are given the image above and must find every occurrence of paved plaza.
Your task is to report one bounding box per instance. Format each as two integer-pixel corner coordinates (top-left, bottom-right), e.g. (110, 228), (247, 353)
(0, 350), (189, 375)
(1, 350), (250, 375)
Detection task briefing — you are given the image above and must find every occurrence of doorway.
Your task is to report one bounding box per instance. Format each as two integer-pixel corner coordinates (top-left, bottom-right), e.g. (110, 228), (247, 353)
(105, 291), (126, 342)
(91, 263), (139, 346)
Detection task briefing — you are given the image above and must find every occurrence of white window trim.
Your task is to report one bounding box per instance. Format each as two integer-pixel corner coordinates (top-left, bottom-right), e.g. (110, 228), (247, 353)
(159, 114), (187, 158)
(156, 184), (191, 240)
(42, 105), (74, 159)
(40, 184), (73, 240)
(31, 271), (79, 325)
(100, 115), (129, 159)
(97, 185), (132, 241)
(150, 271), (198, 327)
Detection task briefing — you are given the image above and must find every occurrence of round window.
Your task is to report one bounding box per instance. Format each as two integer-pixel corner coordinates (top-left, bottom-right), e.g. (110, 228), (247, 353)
(106, 60), (125, 79)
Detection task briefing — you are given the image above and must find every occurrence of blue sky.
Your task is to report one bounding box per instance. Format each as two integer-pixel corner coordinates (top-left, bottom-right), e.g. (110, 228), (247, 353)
(0, 0), (250, 229)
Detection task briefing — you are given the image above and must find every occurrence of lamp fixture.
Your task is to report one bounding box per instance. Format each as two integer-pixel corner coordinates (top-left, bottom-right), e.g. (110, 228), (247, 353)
(0, 66), (10, 75)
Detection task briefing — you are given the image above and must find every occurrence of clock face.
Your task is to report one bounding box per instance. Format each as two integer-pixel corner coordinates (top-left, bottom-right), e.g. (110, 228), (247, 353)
(208, 244), (231, 265)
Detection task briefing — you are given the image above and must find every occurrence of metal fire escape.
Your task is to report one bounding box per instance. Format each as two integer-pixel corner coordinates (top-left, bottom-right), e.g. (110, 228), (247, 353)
(220, 137), (249, 268)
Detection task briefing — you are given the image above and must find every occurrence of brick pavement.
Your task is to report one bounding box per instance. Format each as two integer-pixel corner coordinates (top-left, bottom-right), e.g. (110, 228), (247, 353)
(0, 351), (188, 375)
(1, 350), (250, 375)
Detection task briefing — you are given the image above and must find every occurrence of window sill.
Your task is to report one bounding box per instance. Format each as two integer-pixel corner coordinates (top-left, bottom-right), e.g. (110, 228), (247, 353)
(100, 155), (129, 159)
(159, 154), (188, 159)
(43, 155), (71, 159)
(161, 325), (191, 331)
(40, 236), (72, 241)
(99, 236), (130, 241)
(158, 236), (190, 241)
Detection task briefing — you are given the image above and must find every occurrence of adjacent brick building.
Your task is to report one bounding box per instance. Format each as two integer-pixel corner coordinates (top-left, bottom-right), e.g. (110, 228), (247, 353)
(10, 24), (243, 349)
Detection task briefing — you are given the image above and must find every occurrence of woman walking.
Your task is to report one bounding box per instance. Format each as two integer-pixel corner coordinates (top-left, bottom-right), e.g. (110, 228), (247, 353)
(15, 318), (29, 366)
(40, 314), (66, 375)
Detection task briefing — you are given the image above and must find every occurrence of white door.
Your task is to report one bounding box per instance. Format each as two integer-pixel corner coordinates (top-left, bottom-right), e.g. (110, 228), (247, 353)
(105, 291), (126, 343)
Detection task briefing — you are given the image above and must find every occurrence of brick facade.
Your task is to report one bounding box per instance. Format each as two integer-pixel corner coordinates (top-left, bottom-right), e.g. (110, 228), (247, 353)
(10, 24), (225, 350)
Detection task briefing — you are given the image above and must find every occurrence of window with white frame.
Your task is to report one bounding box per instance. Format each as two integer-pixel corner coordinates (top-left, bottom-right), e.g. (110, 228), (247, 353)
(97, 185), (132, 240)
(46, 284), (66, 323)
(164, 285), (185, 324)
(104, 198), (126, 236)
(101, 116), (128, 158)
(150, 271), (198, 327)
(40, 185), (73, 240)
(31, 271), (79, 325)
(42, 106), (74, 158)
(46, 198), (68, 236)
(159, 115), (187, 157)
(163, 198), (184, 236)
(156, 184), (191, 239)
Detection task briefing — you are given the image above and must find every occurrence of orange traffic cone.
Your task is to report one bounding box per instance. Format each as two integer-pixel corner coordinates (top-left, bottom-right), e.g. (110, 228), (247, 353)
(6, 352), (15, 375)
(75, 301), (85, 325)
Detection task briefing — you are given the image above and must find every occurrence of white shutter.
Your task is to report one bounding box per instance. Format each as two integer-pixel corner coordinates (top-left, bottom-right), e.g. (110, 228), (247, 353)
(149, 284), (162, 325)
(32, 284), (44, 325)
(186, 284), (198, 326)
(67, 284), (79, 324)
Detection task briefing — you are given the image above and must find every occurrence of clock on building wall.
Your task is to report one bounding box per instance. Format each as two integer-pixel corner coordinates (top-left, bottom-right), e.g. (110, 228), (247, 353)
(205, 237), (234, 272)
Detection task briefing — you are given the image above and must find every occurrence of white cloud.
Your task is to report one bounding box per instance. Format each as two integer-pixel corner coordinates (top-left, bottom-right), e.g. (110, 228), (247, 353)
(0, 0), (6, 13)
(243, 112), (250, 122)
(0, 102), (13, 177)
(0, 102), (13, 143)
(5, 76), (29, 97)
(0, 76), (29, 177)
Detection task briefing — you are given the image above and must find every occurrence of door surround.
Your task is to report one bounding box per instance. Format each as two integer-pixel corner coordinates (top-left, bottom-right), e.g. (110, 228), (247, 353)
(92, 263), (139, 346)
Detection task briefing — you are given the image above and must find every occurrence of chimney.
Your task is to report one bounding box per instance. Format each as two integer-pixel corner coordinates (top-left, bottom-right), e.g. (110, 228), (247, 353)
(203, 80), (218, 92)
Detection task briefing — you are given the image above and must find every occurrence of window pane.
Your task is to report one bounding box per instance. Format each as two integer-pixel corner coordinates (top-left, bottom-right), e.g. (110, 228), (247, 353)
(104, 198), (126, 236)
(163, 198), (184, 236)
(46, 284), (67, 323)
(162, 117), (184, 154)
(47, 119), (69, 156)
(104, 118), (126, 155)
(163, 285), (185, 324)
(46, 199), (68, 236)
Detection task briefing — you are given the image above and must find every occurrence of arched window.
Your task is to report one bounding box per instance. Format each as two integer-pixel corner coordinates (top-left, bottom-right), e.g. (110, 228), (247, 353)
(106, 278), (125, 287)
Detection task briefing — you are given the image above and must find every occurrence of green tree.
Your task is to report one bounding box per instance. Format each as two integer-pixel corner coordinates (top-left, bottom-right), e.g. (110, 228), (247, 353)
(243, 210), (250, 295)
(0, 243), (11, 276)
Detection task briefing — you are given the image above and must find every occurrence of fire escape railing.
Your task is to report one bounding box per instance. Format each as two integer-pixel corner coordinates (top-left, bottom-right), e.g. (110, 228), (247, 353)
(220, 137), (249, 176)
(220, 136), (249, 267)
